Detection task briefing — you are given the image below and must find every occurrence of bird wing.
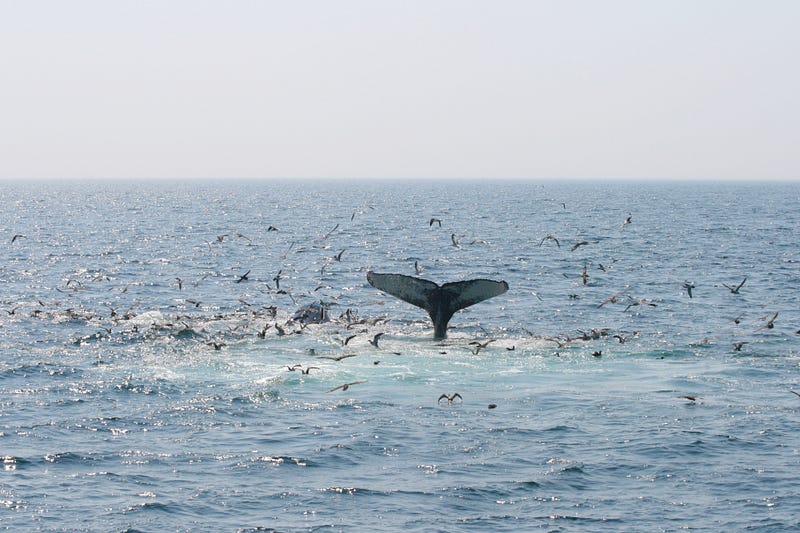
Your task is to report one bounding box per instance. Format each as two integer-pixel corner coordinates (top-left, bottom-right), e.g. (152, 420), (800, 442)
(367, 272), (439, 310)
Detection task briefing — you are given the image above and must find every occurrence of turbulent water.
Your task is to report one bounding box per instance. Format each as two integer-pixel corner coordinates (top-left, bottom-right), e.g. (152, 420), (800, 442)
(1, 179), (799, 532)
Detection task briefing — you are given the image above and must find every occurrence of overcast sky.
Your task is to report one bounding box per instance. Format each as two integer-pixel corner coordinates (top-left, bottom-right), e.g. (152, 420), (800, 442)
(1, 1), (798, 180)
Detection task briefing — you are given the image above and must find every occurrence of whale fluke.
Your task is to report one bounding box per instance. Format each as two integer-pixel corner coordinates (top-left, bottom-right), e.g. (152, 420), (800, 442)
(366, 272), (508, 339)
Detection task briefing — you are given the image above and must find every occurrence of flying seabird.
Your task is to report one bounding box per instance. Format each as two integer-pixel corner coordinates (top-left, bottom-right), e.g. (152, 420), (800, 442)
(468, 339), (495, 355)
(683, 282), (695, 298)
(598, 291), (625, 308)
(318, 353), (357, 361)
(326, 380), (367, 393)
(624, 298), (657, 312)
(754, 312), (779, 332)
(438, 392), (463, 405)
(538, 234), (560, 248)
(342, 334), (357, 346)
(369, 332), (384, 348)
(321, 223), (339, 240)
(722, 277), (747, 294)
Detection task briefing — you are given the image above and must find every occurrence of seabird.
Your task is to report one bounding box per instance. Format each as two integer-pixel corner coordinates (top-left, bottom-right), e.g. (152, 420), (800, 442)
(438, 392), (463, 405)
(318, 353), (357, 361)
(683, 282), (695, 298)
(598, 291), (625, 308)
(321, 223), (339, 240)
(754, 312), (779, 332)
(342, 335), (357, 346)
(468, 339), (495, 355)
(624, 298), (657, 312)
(722, 277), (746, 294)
(258, 323), (272, 338)
(326, 380), (366, 393)
(369, 332), (384, 348)
(451, 233), (461, 247)
(570, 241), (590, 252)
(235, 270), (250, 283)
(538, 234), (560, 248)
(429, 218), (442, 227)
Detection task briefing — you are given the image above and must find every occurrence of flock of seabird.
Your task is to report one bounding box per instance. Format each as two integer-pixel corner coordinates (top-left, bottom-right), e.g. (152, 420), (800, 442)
(4, 204), (798, 407)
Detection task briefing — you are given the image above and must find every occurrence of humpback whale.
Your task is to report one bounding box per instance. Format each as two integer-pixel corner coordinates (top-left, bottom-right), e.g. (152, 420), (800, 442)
(366, 272), (509, 339)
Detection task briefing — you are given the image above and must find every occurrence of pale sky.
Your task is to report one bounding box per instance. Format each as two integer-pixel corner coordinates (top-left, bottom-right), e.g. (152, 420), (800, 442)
(1, 1), (798, 180)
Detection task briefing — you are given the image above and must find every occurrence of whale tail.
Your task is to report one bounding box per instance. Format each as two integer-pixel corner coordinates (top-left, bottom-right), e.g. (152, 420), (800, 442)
(366, 272), (508, 339)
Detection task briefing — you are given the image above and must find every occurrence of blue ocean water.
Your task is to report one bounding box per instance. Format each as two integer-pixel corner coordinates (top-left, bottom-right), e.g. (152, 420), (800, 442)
(1, 179), (799, 532)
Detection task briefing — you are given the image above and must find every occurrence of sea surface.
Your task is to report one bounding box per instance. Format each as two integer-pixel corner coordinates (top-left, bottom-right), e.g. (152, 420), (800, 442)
(1, 179), (799, 532)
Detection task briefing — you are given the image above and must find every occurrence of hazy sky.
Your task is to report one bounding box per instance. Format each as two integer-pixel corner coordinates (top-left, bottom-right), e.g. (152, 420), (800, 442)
(1, 1), (798, 180)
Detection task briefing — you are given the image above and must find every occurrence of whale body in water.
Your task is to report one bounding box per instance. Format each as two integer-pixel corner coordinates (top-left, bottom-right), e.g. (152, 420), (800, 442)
(366, 271), (508, 339)
(292, 302), (329, 324)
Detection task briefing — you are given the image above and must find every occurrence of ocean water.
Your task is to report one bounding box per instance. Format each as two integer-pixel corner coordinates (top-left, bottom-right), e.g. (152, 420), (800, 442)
(1, 179), (799, 532)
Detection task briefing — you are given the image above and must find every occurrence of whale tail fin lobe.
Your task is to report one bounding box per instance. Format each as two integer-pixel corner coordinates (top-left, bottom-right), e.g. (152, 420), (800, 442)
(366, 272), (508, 339)
(366, 272), (438, 310)
(440, 279), (510, 313)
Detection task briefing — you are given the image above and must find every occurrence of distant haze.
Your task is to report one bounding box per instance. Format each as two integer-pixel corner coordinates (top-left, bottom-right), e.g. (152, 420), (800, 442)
(1, 1), (798, 180)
